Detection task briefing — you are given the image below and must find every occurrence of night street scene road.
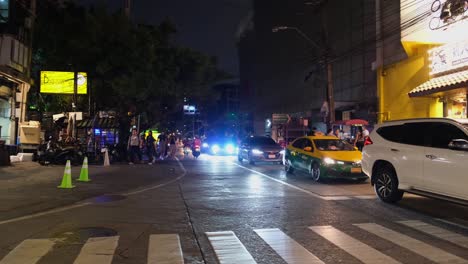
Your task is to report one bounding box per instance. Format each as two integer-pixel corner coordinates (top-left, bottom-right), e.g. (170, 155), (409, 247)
(0, 0), (468, 263)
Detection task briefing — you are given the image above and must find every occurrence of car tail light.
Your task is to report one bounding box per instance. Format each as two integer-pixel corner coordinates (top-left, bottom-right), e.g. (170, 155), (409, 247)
(364, 136), (373, 146)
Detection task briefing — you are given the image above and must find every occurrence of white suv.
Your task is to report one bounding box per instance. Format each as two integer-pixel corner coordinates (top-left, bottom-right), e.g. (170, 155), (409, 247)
(362, 118), (468, 204)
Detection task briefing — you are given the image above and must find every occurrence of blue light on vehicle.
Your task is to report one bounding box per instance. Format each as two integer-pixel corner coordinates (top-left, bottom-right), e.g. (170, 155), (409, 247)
(225, 144), (235, 154)
(252, 149), (263, 155)
(94, 129), (101, 135)
(211, 144), (220, 154)
(202, 142), (209, 148)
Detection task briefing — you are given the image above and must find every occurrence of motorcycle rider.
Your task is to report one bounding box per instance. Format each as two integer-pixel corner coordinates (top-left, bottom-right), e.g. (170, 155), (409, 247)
(192, 136), (202, 158)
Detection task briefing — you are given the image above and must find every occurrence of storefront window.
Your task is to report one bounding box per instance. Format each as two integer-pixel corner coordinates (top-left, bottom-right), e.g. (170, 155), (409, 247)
(445, 92), (467, 119)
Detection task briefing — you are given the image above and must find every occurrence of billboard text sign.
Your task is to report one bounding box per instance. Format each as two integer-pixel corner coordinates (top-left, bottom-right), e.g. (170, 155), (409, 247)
(40, 71), (87, 94)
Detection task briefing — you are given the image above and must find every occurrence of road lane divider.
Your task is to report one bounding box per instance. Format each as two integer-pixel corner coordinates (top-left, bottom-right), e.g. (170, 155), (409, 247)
(233, 162), (350, 201)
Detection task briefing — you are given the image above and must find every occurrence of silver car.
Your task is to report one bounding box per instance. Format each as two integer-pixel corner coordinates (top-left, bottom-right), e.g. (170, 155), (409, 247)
(238, 136), (283, 165)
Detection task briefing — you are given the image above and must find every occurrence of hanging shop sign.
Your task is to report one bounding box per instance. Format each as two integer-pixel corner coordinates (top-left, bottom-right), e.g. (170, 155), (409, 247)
(429, 40), (468, 75)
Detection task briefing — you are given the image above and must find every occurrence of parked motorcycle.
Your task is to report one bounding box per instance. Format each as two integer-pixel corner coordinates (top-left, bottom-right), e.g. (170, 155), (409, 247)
(37, 138), (84, 166)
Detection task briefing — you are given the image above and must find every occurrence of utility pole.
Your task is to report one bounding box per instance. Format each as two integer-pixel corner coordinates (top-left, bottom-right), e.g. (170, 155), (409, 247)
(272, 26), (334, 126)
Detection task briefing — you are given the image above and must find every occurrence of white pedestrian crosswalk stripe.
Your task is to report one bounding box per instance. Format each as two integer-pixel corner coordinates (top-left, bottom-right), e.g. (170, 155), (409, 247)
(206, 231), (257, 264)
(355, 223), (468, 264)
(255, 228), (324, 264)
(398, 220), (468, 249)
(0, 239), (55, 264)
(309, 225), (401, 264)
(73, 236), (119, 264)
(147, 234), (184, 264)
(1, 221), (467, 264)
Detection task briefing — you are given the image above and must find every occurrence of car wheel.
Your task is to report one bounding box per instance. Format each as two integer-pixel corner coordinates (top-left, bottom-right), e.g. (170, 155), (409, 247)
(311, 162), (321, 182)
(285, 159), (294, 173)
(374, 165), (403, 203)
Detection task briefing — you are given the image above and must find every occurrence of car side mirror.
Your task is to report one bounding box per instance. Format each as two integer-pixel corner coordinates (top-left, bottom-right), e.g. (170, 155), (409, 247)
(448, 139), (468, 151)
(303, 146), (312, 152)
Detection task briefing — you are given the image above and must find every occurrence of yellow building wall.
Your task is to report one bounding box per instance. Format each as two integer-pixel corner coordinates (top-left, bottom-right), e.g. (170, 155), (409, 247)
(378, 45), (443, 123)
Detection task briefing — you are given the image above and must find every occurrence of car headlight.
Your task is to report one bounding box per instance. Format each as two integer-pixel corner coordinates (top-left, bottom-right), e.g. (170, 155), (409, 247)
(211, 144), (220, 153)
(225, 144), (235, 154)
(202, 143), (209, 148)
(323, 157), (336, 165)
(252, 149), (263, 155)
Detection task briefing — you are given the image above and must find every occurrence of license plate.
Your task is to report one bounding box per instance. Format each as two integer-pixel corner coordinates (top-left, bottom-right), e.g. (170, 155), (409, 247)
(351, 167), (362, 173)
(268, 154), (276, 159)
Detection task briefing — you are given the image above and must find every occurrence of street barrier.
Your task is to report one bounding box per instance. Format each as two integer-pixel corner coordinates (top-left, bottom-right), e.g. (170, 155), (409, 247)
(58, 160), (75, 189)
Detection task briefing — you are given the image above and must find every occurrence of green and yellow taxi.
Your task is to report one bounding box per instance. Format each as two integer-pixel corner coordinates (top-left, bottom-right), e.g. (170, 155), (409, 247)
(284, 135), (368, 182)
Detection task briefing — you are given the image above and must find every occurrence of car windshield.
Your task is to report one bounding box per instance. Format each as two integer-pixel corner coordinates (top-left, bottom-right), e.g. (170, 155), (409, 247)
(314, 139), (355, 151)
(251, 137), (276, 145)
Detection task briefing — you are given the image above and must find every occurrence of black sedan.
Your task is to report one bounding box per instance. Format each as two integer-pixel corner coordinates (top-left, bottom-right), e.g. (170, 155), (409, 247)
(238, 136), (283, 165)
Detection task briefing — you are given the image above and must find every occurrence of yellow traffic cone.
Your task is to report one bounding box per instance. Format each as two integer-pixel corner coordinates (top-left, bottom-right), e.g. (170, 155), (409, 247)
(58, 160), (75, 189)
(103, 149), (110, 166)
(77, 157), (90, 182)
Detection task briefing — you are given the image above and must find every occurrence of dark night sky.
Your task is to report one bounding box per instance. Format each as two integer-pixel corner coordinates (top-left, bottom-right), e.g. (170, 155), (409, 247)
(77, 0), (252, 76)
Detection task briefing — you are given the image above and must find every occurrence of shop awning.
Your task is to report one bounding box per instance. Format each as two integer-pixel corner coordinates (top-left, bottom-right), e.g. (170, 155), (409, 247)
(76, 118), (119, 129)
(408, 70), (468, 97)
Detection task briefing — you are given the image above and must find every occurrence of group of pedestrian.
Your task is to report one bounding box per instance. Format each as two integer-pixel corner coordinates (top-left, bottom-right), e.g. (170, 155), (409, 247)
(127, 129), (179, 165)
(312, 125), (370, 151)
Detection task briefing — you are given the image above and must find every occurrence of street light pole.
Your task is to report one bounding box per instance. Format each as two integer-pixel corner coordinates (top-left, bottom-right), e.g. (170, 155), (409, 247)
(272, 26), (335, 125)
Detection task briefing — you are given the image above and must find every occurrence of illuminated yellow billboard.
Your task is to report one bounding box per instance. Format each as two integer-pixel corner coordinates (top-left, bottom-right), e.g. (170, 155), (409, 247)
(40, 71), (88, 94)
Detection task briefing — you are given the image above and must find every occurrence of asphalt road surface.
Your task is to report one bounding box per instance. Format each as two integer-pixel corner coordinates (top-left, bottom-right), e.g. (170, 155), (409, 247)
(1, 155), (468, 264)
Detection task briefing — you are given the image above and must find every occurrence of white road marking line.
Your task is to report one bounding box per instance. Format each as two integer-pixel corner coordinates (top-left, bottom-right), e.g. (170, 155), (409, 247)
(321, 196), (351, 201)
(309, 226), (400, 264)
(206, 231), (257, 264)
(0, 203), (91, 225)
(255, 228), (324, 264)
(398, 220), (468, 249)
(0, 159), (187, 225)
(73, 236), (119, 264)
(147, 234), (184, 264)
(0, 239), (55, 264)
(355, 223), (468, 264)
(354, 195), (376, 199)
(435, 218), (468, 232)
(233, 163), (351, 201)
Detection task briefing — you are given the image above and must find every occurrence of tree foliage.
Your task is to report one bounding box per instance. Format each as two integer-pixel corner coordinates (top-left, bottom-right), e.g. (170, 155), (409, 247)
(30, 1), (229, 129)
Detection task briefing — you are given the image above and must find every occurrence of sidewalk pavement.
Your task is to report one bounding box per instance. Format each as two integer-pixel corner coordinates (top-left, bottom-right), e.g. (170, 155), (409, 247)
(0, 160), (183, 222)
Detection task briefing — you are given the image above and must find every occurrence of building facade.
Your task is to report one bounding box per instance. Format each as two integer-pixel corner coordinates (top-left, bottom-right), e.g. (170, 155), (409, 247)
(238, 0), (377, 135)
(377, 0), (468, 122)
(0, 0), (35, 144)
